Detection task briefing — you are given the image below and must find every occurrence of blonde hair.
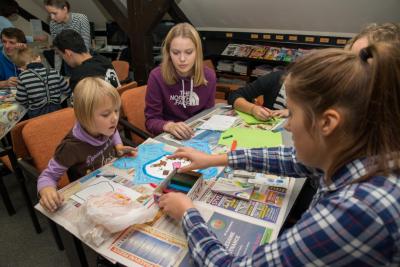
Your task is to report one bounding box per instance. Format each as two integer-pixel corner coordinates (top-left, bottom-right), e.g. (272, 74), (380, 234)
(12, 47), (41, 68)
(346, 22), (400, 49)
(286, 42), (400, 181)
(73, 77), (121, 131)
(161, 23), (206, 86)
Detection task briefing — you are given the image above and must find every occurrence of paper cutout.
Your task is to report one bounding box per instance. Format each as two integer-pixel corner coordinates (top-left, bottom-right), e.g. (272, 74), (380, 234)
(236, 110), (282, 126)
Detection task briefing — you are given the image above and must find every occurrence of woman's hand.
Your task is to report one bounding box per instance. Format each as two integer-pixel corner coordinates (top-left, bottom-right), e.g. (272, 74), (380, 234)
(39, 186), (64, 213)
(163, 121), (194, 140)
(158, 192), (195, 220)
(271, 109), (289, 118)
(251, 105), (273, 121)
(168, 147), (228, 173)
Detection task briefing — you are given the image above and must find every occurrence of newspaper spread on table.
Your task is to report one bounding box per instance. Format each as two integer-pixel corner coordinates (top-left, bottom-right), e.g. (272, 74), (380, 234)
(35, 108), (298, 266)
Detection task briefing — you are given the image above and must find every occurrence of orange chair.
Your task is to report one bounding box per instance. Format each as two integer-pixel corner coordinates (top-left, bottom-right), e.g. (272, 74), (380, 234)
(116, 81), (138, 96)
(13, 108), (76, 251)
(119, 85), (152, 146)
(112, 60), (131, 84)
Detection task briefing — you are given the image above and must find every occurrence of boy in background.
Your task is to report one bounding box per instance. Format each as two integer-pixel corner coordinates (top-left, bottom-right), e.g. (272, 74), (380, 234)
(14, 47), (71, 118)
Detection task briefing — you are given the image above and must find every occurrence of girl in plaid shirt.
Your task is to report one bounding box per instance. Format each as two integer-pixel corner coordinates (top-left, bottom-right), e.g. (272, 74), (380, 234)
(158, 42), (400, 266)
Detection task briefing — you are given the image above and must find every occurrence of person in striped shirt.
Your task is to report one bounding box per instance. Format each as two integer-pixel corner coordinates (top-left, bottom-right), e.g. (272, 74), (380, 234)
(44, 0), (90, 76)
(14, 47), (70, 118)
(44, 0), (90, 51)
(158, 43), (400, 266)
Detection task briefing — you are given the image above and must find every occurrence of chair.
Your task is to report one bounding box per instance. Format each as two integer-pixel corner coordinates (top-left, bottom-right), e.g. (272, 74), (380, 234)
(0, 119), (42, 232)
(116, 81), (138, 96)
(119, 86), (152, 146)
(13, 108), (76, 251)
(203, 59), (242, 100)
(112, 60), (131, 84)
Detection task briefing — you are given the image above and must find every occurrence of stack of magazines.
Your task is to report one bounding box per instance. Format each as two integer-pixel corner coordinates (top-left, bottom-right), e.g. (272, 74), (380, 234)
(216, 60), (234, 72)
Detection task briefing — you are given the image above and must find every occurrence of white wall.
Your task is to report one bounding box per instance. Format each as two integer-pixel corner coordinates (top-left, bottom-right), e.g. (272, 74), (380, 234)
(178, 0), (400, 36)
(15, 0), (111, 32)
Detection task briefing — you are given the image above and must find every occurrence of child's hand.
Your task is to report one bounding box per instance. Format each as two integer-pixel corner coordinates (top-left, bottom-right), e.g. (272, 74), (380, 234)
(116, 145), (138, 157)
(158, 192), (195, 220)
(39, 186), (64, 213)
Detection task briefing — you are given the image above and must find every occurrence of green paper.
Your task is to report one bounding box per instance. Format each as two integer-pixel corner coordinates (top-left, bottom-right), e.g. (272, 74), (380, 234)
(218, 127), (282, 148)
(236, 110), (281, 125)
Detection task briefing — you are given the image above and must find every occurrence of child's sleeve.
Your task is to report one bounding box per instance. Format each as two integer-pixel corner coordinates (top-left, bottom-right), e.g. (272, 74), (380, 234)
(57, 72), (71, 96)
(37, 158), (68, 192)
(111, 130), (123, 146)
(15, 78), (28, 107)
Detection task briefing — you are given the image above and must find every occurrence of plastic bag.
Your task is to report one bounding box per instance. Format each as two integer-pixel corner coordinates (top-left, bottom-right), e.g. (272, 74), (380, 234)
(77, 192), (158, 247)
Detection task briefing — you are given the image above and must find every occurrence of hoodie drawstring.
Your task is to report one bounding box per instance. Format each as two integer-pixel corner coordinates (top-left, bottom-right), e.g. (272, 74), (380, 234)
(181, 79), (186, 108)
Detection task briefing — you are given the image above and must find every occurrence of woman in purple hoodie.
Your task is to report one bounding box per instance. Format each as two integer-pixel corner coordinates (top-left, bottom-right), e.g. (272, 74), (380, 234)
(145, 23), (216, 140)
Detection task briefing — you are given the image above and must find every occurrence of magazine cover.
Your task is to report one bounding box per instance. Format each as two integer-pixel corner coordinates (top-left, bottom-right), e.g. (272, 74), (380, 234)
(234, 44), (254, 57)
(221, 44), (240, 56)
(249, 45), (269, 59)
(264, 47), (281, 60)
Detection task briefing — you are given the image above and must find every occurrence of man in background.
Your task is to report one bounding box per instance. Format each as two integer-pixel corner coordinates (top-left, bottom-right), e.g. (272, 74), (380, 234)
(0, 27), (26, 88)
(53, 29), (120, 91)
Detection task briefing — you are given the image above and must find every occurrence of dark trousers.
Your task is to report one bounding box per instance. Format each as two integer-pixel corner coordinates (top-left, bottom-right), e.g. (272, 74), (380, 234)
(28, 103), (62, 118)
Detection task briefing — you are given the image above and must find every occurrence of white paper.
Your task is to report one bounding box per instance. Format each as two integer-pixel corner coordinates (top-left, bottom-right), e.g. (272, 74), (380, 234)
(197, 115), (237, 131)
(70, 177), (142, 204)
(30, 19), (43, 37)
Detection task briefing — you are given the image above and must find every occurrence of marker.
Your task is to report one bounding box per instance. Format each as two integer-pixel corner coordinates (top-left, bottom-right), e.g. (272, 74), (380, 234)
(149, 183), (158, 188)
(222, 134), (233, 139)
(167, 183), (191, 193)
(96, 173), (116, 178)
(230, 140), (237, 151)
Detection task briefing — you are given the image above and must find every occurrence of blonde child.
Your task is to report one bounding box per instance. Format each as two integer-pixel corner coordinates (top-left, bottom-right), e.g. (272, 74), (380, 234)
(145, 23), (216, 140)
(38, 77), (136, 213)
(13, 46), (71, 118)
(159, 43), (400, 266)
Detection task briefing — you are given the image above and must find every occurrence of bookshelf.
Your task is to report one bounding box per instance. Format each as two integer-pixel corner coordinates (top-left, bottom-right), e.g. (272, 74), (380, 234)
(200, 30), (351, 86)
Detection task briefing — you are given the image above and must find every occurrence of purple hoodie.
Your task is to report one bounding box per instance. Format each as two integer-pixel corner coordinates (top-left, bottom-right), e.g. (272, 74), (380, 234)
(145, 66), (216, 135)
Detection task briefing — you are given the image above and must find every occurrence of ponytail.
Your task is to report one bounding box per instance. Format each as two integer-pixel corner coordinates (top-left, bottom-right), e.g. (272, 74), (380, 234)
(286, 43), (400, 181)
(361, 43), (400, 177)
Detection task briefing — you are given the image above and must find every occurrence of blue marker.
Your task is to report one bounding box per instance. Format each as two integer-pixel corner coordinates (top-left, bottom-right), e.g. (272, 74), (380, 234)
(167, 183), (191, 193)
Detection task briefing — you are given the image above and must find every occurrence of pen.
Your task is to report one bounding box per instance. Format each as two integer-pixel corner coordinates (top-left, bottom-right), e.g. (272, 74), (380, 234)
(222, 134), (233, 139)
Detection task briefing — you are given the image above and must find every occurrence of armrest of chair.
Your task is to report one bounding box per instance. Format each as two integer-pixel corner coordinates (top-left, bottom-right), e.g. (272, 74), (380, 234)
(120, 78), (133, 85)
(17, 158), (40, 179)
(118, 118), (151, 141)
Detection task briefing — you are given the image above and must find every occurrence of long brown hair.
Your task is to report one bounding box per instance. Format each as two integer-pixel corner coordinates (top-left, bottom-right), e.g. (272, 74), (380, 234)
(161, 23), (206, 86)
(286, 43), (400, 181)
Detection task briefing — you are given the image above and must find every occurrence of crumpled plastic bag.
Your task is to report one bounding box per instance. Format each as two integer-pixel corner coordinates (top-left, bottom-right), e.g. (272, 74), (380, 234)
(77, 192), (158, 247)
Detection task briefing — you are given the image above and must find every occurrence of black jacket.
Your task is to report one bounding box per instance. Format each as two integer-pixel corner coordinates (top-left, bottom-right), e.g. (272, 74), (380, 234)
(69, 54), (120, 91)
(228, 70), (285, 109)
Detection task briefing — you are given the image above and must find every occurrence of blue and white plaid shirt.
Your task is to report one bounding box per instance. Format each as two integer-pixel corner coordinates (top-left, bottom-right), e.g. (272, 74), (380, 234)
(182, 147), (400, 266)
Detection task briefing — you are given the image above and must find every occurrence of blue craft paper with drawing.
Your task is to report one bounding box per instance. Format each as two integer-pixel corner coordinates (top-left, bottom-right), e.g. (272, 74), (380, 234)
(182, 139), (219, 179)
(113, 143), (172, 185)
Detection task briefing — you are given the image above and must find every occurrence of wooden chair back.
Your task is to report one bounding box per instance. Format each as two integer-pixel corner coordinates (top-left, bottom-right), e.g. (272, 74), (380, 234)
(112, 60), (130, 81)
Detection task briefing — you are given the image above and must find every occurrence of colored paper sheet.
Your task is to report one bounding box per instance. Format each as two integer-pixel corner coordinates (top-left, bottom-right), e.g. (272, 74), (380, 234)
(218, 127), (282, 148)
(236, 110), (282, 126)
